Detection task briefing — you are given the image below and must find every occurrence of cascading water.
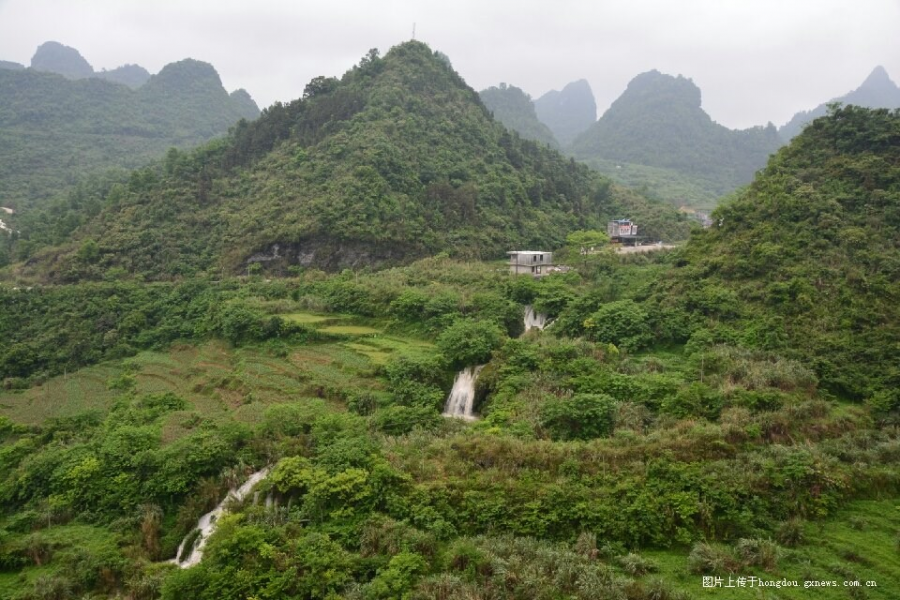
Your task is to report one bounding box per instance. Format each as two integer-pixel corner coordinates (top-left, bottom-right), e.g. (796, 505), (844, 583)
(171, 467), (270, 568)
(523, 305), (548, 332)
(442, 365), (484, 420)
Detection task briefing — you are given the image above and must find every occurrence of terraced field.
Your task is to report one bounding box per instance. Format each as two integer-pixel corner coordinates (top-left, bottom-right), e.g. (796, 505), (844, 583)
(0, 323), (438, 435)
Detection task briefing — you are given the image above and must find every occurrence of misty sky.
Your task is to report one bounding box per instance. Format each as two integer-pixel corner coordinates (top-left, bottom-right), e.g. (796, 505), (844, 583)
(1, 0), (898, 129)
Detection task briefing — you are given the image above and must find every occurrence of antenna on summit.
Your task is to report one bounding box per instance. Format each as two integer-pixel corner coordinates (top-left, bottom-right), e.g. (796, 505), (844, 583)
(412, 23), (416, 40)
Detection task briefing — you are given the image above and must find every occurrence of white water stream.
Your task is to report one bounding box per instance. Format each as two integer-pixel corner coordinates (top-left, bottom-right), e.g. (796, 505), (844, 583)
(170, 467), (270, 568)
(442, 365), (484, 420)
(523, 305), (548, 331)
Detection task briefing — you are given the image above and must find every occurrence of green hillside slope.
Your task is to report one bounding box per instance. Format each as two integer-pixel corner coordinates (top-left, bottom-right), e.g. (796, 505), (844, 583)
(479, 83), (559, 148)
(652, 105), (900, 399)
(11, 42), (687, 282)
(0, 61), (259, 214)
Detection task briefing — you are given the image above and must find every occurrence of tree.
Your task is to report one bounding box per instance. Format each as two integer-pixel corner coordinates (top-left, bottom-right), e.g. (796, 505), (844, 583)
(436, 320), (505, 369)
(566, 229), (609, 255)
(583, 299), (652, 351)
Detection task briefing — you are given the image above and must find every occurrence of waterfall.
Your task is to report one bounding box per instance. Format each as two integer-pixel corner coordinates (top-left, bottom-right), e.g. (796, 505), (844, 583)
(170, 467), (270, 568)
(442, 365), (484, 420)
(524, 305), (548, 332)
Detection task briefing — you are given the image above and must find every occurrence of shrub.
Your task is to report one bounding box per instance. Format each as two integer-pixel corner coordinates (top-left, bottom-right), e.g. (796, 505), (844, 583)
(436, 320), (505, 369)
(540, 393), (617, 441)
(371, 406), (441, 435)
(775, 518), (805, 547)
(582, 300), (652, 351)
(734, 538), (780, 571)
(687, 542), (738, 574)
(617, 552), (658, 576)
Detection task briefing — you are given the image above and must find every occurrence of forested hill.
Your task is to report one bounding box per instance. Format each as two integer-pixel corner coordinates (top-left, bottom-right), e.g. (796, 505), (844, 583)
(570, 70), (783, 202)
(479, 83), (559, 148)
(9, 42), (688, 282)
(779, 66), (900, 140)
(652, 105), (900, 399)
(0, 58), (259, 214)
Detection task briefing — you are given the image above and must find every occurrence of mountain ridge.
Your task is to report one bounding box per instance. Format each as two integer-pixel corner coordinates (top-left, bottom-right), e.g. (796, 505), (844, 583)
(0, 55), (260, 217)
(779, 66), (900, 140)
(8, 41), (688, 281)
(533, 79), (597, 146)
(479, 83), (559, 148)
(571, 69), (782, 202)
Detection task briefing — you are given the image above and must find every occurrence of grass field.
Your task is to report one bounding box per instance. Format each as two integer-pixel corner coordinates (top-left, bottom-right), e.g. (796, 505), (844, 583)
(320, 324), (383, 335)
(281, 312), (347, 325)
(0, 324), (438, 432)
(643, 499), (900, 599)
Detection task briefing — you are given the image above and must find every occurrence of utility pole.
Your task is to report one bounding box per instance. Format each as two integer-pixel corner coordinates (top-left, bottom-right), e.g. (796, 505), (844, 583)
(412, 23), (416, 40)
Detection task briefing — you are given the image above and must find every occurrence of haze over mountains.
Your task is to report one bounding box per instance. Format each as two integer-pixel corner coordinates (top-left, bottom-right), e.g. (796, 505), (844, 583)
(533, 80), (597, 147)
(0, 41), (260, 214)
(0, 25), (899, 598)
(571, 70), (782, 203)
(779, 65), (900, 140)
(478, 83), (559, 149)
(481, 65), (900, 208)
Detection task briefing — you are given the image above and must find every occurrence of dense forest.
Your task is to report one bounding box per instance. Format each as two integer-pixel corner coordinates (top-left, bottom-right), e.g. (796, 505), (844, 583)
(479, 84), (559, 149)
(4, 42), (688, 282)
(0, 52), (259, 215)
(0, 38), (898, 600)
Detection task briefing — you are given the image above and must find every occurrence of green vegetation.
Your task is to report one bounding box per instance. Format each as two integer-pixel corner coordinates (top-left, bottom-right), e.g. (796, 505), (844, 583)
(0, 57), (259, 218)
(0, 50), (898, 600)
(1, 234), (898, 598)
(580, 157), (723, 209)
(650, 105), (900, 399)
(479, 83), (559, 148)
(4, 42), (688, 281)
(571, 70), (783, 206)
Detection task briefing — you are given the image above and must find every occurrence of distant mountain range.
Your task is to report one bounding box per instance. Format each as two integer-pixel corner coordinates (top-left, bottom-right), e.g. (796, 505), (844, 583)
(570, 70), (782, 204)
(479, 83), (559, 148)
(779, 66), (900, 140)
(479, 65), (900, 209)
(533, 80), (597, 147)
(0, 41), (260, 214)
(5, 41), (154, 88)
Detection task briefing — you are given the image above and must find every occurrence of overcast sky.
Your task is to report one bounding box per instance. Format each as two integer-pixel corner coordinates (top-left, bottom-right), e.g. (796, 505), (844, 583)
(1, 0), (898, 129)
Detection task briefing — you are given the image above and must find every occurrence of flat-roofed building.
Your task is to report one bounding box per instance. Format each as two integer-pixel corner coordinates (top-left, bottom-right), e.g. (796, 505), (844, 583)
(507, 250), (553, 277)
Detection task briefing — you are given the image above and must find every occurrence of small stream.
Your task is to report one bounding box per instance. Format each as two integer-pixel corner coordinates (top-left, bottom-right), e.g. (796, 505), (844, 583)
(170, 468), (270, 568)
